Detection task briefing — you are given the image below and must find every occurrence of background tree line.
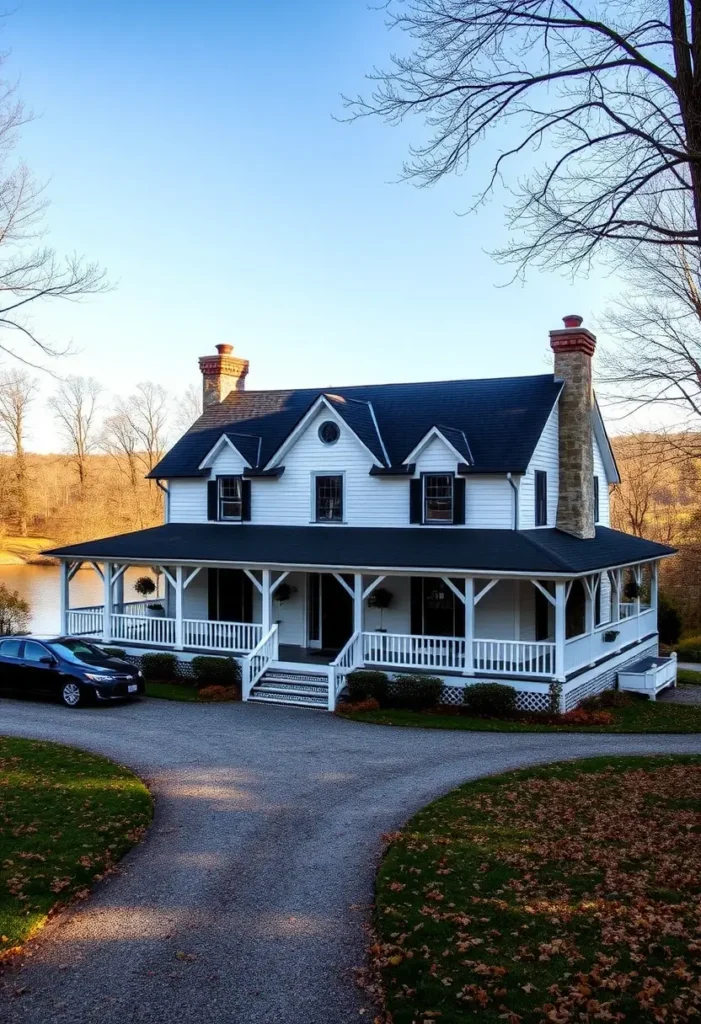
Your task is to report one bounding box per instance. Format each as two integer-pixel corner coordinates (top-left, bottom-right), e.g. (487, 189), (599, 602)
(0, 371), (201, 546)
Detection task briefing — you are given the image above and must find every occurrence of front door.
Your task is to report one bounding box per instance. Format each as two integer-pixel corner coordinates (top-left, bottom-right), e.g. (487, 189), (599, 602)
(307, 574), (353, 652)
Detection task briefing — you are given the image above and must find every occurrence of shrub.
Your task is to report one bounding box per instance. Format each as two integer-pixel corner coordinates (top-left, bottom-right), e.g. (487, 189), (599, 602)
(102, 647), (127, 660)
(140, 652), (178, 681)
(0, 583), (29, 636)
(191, 655), (241, 687)
(675, 635), (701, 662)
(346, 670), (389, 704)
(658, 593), (682, 647)
(463, 682), (517, 717)
(198, 685), (239, 702)
(580, 689), (632, 710)
(386, 674), (443, 711)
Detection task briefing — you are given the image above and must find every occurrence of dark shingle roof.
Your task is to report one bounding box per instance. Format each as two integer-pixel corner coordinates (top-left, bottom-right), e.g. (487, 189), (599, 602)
(45, 525), (675, 575)
(152, 374), (563, 478)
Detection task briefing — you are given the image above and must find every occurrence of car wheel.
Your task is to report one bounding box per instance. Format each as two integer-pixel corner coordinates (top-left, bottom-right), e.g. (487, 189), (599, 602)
(61, 681), (83, 708)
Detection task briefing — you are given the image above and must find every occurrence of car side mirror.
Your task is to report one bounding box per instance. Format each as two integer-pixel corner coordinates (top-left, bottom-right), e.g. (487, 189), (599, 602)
(39, 656), (56, 665)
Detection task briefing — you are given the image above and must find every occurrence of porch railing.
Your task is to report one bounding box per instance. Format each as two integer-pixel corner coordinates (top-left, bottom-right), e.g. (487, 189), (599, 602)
(111, 613), (177, 647)
(183, 619), (262, 652)
(242, 624), (279, 700)
(473, 639), (556, 677)
(66, 607), (103, 636)
(363, 631), (466, 671)
(329, 631), (363, 711)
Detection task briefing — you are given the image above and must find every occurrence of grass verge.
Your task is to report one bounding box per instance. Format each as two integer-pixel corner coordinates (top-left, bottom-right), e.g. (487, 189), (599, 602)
(0, 737), (152, 955)
(678, 668), (701, 685)
(342, 695), (701, 732)
(375, 755), (701, 1023)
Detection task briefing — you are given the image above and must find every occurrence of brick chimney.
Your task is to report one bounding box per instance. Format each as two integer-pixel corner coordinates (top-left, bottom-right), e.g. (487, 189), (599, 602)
(549, 314), (596, 540)
(199, 344), (249, 410)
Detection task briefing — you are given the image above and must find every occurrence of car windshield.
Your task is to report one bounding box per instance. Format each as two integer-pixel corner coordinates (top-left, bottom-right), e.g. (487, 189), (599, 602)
(48, 639), (117, 666)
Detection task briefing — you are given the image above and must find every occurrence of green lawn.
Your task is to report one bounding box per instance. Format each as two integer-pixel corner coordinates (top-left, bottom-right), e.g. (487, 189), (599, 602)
(0, 737), (152, 954)
(342, 691), (701, 732)
(678, 668), (701, 685)
(144, 680), (201, 701)
(375, 755), (701, 1024)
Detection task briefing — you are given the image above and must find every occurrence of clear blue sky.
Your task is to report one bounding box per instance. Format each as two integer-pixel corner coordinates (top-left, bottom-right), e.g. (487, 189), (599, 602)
(4, 0), (620, 451)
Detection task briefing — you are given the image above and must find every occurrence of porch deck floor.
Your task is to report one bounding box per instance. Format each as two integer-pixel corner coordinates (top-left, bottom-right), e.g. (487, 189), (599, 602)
(278, 645), (337, 665)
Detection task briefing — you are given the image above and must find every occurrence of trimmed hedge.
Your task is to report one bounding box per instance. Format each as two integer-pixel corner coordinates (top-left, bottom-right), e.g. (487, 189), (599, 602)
(387, 674), (443, 711)
(140, 652), (178, 681)
(346, 670), (389, 705)
(191, 655), (241, 687)
(658, 594), (682, 647)
(676, 635), (701, 662)
(463, 681), (517, 717)
(102, 647), (127, 660)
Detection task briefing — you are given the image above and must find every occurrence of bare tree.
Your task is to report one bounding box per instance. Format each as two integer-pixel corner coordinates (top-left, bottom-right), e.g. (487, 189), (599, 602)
(115, 382), (169, 477)
(173, 382), (202, 435)
(101, 410), (141, 491)
(0, 369), (37, 534)
(0, 69), (107, 365)
(48, 376), (102, 489)
(345, 0), (701, 271)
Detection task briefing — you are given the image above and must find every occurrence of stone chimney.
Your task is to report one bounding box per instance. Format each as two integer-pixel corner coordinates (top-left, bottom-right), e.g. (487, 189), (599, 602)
(199, 344), (249, 410)
(549, 314), (596, 540)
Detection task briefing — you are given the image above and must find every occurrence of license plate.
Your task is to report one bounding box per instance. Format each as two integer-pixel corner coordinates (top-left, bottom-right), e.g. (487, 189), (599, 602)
(128, 684), (138, 693)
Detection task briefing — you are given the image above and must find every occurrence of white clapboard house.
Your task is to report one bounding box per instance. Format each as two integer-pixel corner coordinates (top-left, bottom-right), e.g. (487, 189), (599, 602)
(47, 315), (675, 710)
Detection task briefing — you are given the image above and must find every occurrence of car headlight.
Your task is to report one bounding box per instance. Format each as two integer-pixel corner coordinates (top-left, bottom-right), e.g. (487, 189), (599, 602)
(85, 673), (116, 682)
(138, 670), (143, 678)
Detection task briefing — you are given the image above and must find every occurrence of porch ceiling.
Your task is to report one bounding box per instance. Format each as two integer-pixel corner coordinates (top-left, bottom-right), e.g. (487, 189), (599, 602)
(44, 524), (675, 576)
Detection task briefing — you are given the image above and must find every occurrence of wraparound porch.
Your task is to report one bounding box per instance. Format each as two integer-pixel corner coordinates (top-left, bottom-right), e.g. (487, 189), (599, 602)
(60, 560), (660, 700)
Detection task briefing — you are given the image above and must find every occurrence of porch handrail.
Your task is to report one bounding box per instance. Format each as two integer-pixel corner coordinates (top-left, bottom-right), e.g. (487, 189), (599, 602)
(329, 630), (363, 711)
(242, 623), (279, 700)
(183, 619), (262, 653)
(363, 631), (465, 671)
(473, 638), (556, 677)
(110, 612), (177, 647)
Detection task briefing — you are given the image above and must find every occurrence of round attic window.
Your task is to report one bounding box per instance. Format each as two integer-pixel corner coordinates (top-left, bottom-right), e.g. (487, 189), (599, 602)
(318, 420), (340, 445)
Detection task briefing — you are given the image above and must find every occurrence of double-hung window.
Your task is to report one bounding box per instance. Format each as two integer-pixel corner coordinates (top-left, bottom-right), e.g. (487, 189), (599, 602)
(315, 474), (343, 522)
(219, 476), (243, 521)
(424, 474), (453, 523)
(535, 470), (548, 526)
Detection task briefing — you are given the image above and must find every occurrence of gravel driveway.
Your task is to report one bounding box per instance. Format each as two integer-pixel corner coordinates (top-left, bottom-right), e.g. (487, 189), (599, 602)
(2, 698), (701, 1024)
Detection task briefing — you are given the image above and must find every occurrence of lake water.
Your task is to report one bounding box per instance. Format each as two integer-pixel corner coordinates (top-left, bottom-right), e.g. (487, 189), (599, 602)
(0, 565), (151, 635)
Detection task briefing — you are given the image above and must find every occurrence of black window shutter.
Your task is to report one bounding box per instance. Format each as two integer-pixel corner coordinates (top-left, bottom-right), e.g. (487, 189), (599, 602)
(409, 479), (422, 523)
(208, 568), (218, 620)
(535, 471), (547, 526)
(410, 577), (423, 634)
(241, 479), (252, 521)
(453, 477), (466, 525)
(593, 476), (600, 523)
(207, 480), (218, 521)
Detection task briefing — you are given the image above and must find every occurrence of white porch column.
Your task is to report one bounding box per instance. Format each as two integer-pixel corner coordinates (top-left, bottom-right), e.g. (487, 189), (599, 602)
(103, 562), (113, 643)
(353, 573), (363, 635)
(635, 564), (642, 640)
(261, 569), (272, 633)
(59, 561), (69, 634)
(113, 571), (125, 615)
(555, 580), (567, 681)
(611, 569), (621, 623)
(463, 576), (475, 675)
(651, 561), (659, 611)
(175, 565), (184, 650)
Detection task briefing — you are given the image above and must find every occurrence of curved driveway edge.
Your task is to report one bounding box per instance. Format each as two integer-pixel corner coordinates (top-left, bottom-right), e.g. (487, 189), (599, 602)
(2, 698), (701, 1024)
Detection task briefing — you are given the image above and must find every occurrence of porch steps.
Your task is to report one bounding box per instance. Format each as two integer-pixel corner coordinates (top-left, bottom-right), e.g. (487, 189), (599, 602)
(248, 668), (329, 710)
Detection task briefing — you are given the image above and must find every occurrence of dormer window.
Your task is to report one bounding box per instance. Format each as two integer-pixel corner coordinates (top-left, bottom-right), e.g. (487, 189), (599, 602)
(219, 476), (243, 521)
(424, 474), (454, 523)
(315, 474), (343, 522)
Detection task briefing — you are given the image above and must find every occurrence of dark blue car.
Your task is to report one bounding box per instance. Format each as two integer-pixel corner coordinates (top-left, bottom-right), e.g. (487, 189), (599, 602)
(0, 636), (144, 708)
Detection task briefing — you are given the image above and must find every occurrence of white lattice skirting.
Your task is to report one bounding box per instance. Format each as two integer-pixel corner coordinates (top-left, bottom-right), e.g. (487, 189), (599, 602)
(562, 640), (659, 711)
(441, 683), (551, 713)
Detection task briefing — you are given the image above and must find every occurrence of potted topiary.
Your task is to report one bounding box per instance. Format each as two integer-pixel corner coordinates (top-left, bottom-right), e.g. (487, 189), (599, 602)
(367, 586), (393, 632)
(134, 576), (163, 617)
